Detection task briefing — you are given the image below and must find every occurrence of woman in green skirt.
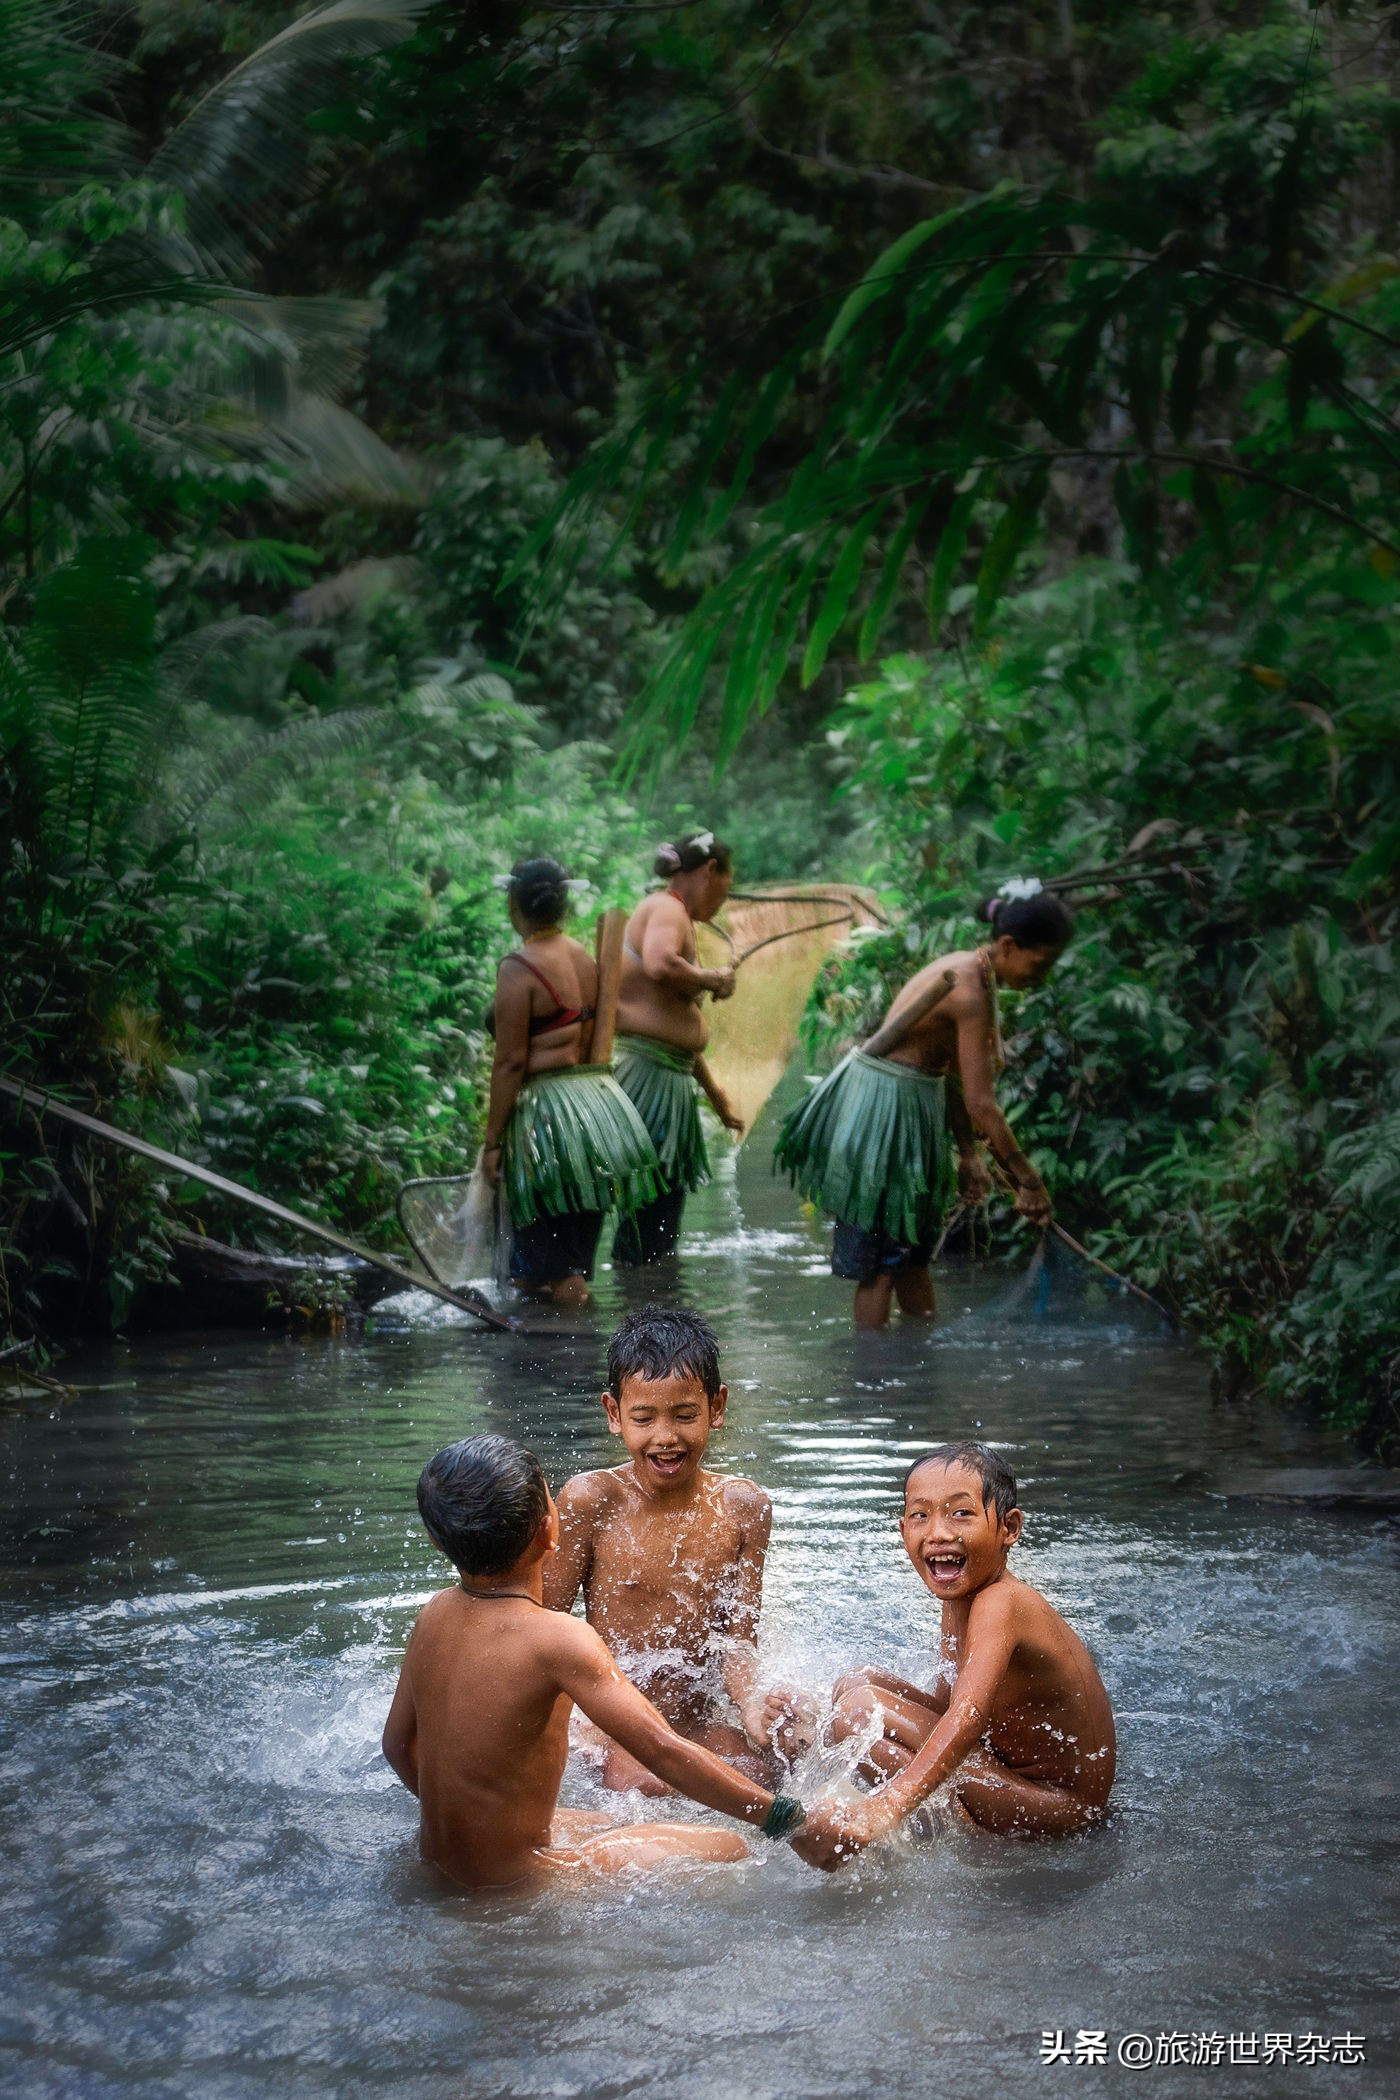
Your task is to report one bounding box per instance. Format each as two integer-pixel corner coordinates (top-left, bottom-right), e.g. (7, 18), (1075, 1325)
(775, 886), (1074, 1328)
(611, 832), (745, 1264)
(482, 859), (659, 1305)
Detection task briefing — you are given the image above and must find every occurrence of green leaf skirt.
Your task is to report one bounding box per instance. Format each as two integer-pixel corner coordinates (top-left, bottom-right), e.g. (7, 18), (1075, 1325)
(773, 1049), (954, 1244)
(614, 1033), (710, 1194)
(502, 1064), (662, 1228)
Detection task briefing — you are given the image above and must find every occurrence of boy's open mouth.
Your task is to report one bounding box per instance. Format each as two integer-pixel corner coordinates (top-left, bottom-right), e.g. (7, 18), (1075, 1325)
(924, 1551), (966, 1586)
(644, 1451), (688, 1479)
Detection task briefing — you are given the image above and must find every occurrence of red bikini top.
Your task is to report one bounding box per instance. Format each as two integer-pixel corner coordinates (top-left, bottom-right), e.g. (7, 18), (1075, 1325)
(485, 953), (594, 1039)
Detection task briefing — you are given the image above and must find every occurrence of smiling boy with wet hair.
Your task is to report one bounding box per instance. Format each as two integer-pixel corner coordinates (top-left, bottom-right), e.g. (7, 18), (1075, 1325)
(383, 1431), (814, 1888)
(543, 1306), (815, 1793)
(792, 1440), (1116, 1869)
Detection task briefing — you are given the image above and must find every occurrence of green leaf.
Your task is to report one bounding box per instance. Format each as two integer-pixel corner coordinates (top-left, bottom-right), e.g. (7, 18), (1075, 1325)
(973, 463), (1048, 637)
(858, 486), (943, 660)
(926, 482), (981, 637)
(801, 504), (890, 686)
(822, 206), (971, 362)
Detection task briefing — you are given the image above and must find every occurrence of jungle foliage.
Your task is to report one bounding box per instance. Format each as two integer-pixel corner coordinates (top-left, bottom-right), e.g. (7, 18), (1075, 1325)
(2, 0), (1397, 1450)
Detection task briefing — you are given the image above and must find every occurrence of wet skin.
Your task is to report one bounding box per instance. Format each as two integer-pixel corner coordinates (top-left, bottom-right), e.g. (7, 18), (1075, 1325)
(793, 1460), (1116, 1869)
(543, 1373), (814, 1793)
(381, 1491), (783, 1888)
(852, 935), (1063, 1330)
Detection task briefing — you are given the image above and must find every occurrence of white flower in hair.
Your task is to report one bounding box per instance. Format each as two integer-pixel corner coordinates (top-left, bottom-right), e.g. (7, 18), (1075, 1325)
(691, 830), (715, 855)
(998, 876), (1043, 902)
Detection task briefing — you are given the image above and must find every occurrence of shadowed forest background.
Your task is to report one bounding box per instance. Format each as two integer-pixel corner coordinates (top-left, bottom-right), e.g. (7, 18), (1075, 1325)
(2, 0), (1397, 1453)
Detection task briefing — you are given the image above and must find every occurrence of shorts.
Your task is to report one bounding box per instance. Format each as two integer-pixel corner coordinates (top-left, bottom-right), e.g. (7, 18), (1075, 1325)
(510, 1207), (604, 1286)
(611, 1184), (688, 1266)
(831, 1217), (935, 1284)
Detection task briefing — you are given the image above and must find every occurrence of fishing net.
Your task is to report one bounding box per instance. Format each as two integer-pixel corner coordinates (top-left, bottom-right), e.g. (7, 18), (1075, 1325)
(697, 884), (881, 1140)
(397, 1157), (510, 1294)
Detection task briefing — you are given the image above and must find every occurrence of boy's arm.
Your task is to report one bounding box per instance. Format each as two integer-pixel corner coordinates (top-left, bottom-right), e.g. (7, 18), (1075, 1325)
(540, 1476), (598, 1614)
(793, 1587), (1018, 1869)
(381, 1652), (420, 1798)
(719, 1485), (815, 1757)
(550, 1617), (774, 1828)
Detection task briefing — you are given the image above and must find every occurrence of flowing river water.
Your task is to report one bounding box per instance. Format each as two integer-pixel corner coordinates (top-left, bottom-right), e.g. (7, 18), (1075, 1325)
(2, 1104), (1398, 2098)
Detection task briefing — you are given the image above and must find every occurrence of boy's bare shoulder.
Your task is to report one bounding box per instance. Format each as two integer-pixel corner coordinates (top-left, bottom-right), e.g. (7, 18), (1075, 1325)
(555, 1467), (630, 1517)
(712, 1472), (772, 1526)
(969, 1571), (1068, 1639)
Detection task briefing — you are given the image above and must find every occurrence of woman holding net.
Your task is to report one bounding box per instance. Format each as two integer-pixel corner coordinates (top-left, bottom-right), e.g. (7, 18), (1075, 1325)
(774, 884), (1074, 1329)
(482, 858), (660, 1305)
(610, 832), (746, 1265)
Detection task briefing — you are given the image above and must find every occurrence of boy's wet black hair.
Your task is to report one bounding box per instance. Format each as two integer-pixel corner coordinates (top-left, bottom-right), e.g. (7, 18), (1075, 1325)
(417, 1433), (550, 1576)
(978, 890), (1075, 949)
(607, 1305), (722, 1402)
(903, 1441), (1019, 1523)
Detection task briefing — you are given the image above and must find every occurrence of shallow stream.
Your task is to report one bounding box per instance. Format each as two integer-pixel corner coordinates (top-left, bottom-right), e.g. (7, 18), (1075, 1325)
(2, 1112), (1397, 2097)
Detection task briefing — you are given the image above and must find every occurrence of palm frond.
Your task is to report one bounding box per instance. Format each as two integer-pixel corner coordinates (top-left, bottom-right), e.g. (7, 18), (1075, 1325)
(148, 0), (431, 270)
(0, 0), (128, 221)
(528, 178), (1400, 769)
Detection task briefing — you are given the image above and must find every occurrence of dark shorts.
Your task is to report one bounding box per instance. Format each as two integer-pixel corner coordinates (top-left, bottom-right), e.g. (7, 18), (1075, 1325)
(611, 1183), (688, 1266)
(831, 1218), (935, 1284)
(509, 1207), (604, 1286)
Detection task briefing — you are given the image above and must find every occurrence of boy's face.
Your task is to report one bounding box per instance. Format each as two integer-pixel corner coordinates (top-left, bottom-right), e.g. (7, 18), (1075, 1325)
(899, 1460), (1022, 1602)
(603, 1372), (725, 1491)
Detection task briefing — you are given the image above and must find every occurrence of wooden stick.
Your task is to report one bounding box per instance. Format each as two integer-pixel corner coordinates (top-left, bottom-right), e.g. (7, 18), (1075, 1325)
(0, 1074), (513, 1330)
(983, 1139), (1179, 1328)
(861, 967), (957, 1061)
(588, 908), (628, 1067)
(1046, 1218), (1180, 1328)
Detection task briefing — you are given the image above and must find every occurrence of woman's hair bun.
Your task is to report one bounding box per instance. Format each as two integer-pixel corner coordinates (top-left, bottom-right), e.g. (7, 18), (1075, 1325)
(976, 880), (1075, 950)
(652, 830), (734, 879)
(507, 856), (570, 927)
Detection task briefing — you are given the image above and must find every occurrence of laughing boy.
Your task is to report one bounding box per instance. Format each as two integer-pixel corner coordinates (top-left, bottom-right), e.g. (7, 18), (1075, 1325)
(543, 1306), (814, 1793)
(794, 1440), (1115, 1866)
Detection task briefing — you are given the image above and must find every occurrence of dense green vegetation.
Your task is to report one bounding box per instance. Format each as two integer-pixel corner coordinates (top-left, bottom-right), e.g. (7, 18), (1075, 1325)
(2, 2), (1396, 1452)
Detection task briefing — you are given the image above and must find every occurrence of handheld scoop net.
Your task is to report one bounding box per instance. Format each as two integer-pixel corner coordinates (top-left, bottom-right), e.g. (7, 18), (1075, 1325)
(396, 1157), (510, 1296)
(697, 885), (883, 1140)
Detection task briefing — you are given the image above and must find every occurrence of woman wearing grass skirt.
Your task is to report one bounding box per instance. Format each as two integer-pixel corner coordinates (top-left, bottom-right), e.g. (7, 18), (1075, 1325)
(482, 858), (660, 1306)
(774, 885), (1074, 1329)
(611, 832), (746, 1265)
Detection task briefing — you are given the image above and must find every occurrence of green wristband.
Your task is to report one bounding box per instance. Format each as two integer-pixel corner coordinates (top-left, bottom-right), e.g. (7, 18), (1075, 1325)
(760, 1794), (807, 1840)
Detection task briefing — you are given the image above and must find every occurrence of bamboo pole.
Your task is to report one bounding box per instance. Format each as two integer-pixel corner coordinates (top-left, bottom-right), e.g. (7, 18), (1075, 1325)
(0, 1074), (513, 1330)
(588, 908), (628, 1066)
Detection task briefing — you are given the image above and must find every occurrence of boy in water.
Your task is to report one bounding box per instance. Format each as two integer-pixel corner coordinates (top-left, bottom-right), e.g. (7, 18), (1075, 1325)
(793, 1442), (1114, 1869)
(382, 1432), (810, 1888)
(543, 1307), (815, 1794)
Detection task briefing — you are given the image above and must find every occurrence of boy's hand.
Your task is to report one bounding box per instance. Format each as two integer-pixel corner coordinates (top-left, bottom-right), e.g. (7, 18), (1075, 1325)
(789, 1797), (873, 1872)
(1013, 1176), (1052, 1226)
(957, 1154), (992, 1206)
(741, 1683), (819, 1761)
